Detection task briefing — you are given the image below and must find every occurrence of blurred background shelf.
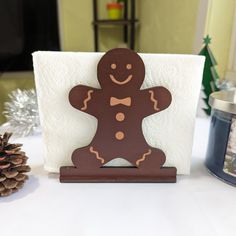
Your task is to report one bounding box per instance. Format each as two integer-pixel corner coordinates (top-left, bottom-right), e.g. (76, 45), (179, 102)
(92, 0), (138, 51)
(92, 19), (138, 25)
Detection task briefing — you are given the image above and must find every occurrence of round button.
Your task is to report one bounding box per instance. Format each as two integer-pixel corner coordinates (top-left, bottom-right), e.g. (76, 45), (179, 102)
(116, 112), (125, 122)
(115, 131), (125, 140)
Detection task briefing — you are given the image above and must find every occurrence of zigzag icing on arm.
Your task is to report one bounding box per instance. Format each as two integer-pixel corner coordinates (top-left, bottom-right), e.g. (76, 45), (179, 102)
(81, 90), (94, 111)
(149, 90), (160, 111)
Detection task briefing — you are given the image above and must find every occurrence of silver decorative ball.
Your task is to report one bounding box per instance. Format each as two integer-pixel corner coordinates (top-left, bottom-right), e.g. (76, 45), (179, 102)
(1, 89), (40, 138)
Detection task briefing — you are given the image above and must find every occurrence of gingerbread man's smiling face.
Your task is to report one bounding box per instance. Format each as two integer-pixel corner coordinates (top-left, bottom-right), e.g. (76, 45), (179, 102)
(97, 48), (145, 89)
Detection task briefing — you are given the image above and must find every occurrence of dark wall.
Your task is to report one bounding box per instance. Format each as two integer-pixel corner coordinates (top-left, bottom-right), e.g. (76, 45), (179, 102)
(0, 0), (60, 71)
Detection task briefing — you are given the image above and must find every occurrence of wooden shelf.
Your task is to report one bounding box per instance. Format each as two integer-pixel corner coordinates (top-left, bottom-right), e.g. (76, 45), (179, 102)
(92, 0), (138, 51)
(93, 19), (138, 26)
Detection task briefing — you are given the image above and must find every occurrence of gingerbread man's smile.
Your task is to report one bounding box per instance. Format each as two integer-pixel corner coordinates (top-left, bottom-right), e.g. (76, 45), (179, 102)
(109, 74), (133, 85)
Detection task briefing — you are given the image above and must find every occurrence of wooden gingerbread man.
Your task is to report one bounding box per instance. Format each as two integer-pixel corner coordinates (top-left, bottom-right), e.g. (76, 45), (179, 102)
(67, 48), (176, 178)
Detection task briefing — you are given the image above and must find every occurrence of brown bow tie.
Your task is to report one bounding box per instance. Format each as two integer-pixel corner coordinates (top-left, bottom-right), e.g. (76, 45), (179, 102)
(110, 97), (132, 107)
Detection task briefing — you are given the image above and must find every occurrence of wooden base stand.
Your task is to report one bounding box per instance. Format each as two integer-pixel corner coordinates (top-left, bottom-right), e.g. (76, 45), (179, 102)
(60, 166), (177, 183)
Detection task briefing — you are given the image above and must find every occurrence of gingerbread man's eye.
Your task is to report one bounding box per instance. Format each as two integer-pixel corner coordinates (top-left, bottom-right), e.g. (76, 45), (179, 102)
(111, 64), (116, 69)
(126, 64), (132, 70)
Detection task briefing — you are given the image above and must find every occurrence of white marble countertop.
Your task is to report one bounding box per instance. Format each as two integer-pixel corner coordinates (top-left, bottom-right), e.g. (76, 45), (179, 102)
(1, 118), (236, 236)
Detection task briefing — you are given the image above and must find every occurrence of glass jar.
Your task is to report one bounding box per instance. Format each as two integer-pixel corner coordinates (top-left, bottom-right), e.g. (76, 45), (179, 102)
(206, 90), (236, 185)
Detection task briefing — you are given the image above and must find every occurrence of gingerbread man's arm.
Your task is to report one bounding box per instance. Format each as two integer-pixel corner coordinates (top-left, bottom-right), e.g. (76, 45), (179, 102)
(140, 86), (172, 116)
(69, 85), (101, 117)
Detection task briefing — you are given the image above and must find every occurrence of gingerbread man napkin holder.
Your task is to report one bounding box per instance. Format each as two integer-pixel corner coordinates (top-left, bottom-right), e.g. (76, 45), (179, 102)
(60, 48), (177, 183)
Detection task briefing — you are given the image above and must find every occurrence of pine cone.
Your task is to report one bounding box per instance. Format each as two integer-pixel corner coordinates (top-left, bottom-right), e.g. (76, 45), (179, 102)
(0, 132), (30, 197)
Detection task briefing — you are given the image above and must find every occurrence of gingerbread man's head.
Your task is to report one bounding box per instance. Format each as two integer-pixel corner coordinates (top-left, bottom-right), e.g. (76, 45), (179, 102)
(97, 48), (145, 90)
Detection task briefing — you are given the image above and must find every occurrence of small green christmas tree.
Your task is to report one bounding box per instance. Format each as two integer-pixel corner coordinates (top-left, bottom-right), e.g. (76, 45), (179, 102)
(199, 35), (220, 116)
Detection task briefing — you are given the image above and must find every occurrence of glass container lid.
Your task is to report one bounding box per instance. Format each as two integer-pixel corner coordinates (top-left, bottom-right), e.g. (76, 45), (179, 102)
(209, 90), (236, 114)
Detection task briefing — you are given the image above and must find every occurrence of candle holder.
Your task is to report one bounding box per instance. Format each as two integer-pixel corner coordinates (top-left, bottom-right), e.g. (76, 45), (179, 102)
(206, 90), (236, 186)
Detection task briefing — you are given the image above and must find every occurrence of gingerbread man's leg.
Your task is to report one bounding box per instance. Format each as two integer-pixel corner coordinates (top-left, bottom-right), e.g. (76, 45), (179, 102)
(71, 146), (104, 170)
(135, 147), (166, 172)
